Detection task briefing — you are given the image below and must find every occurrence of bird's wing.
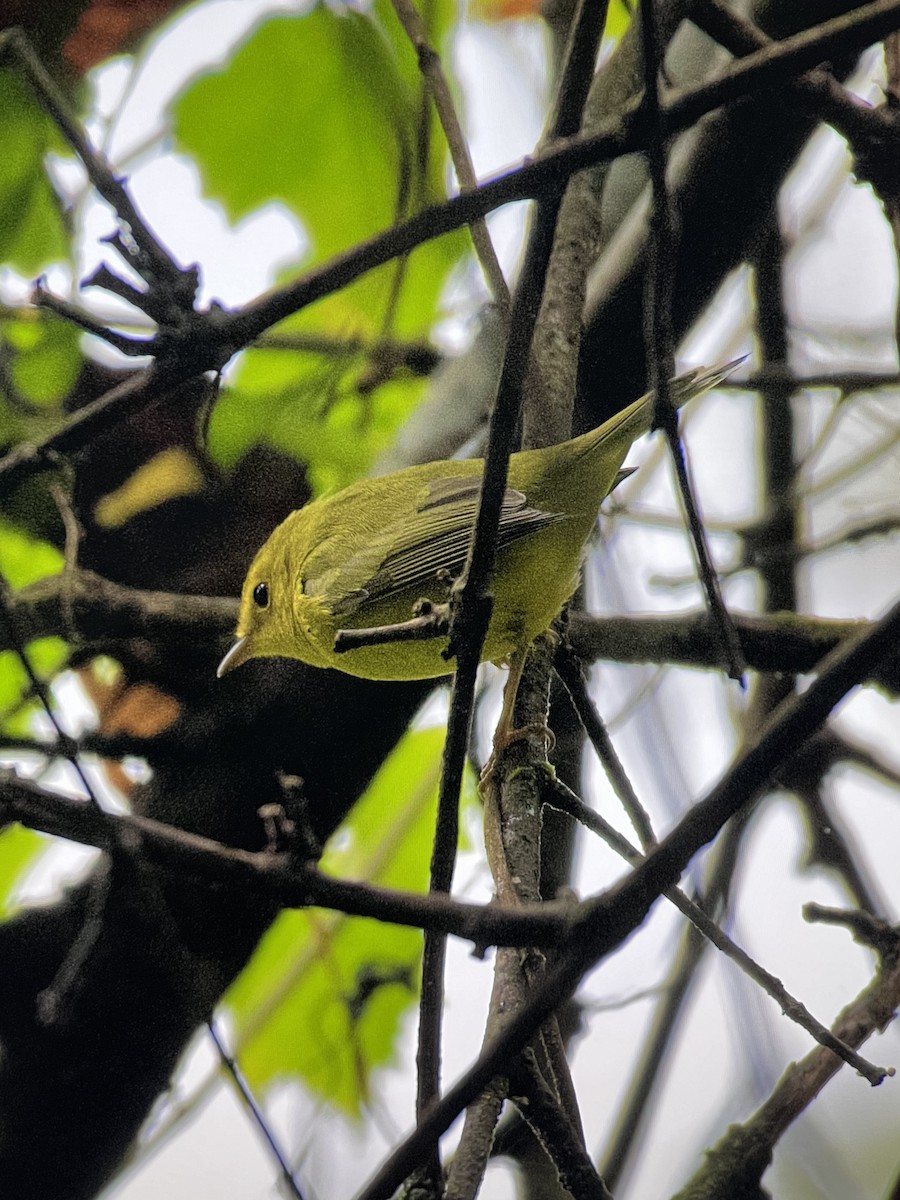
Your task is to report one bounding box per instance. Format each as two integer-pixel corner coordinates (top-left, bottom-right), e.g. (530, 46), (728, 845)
(324, 478), (566, 617)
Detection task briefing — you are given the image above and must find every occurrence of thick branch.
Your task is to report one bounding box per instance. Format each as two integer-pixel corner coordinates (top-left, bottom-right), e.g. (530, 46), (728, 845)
(9, 571), (896, 692)
(2, 0), (898, 500)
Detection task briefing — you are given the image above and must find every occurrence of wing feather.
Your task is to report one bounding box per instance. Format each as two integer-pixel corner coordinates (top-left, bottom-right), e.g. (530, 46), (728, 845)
(324, 478), (566, 617)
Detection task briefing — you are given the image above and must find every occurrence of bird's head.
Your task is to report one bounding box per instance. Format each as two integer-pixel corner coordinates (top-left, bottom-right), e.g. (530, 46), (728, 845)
(218, 528), (298, 676)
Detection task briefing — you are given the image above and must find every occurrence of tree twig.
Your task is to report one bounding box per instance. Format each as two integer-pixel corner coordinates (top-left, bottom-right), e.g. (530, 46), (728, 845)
(389, 0), (510, 315)
(0, 29), (192, 299)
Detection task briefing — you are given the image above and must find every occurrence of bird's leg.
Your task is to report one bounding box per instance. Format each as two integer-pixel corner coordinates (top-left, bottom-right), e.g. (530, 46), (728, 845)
(479, 649), (523, 794)
(480, 647), (532, 912)
(496, 645), (528, 753)
(480, 647), (555, 793)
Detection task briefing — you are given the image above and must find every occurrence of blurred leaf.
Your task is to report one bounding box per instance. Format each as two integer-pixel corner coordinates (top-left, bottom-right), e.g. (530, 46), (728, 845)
(226, 726), (477, 1114)
(173, 1), (451, 253)
(0, 637), (68, 735)
(471, 0), (632, 38)
(470, 0), (542, 15)
(0, 651), (31, 718)
(177, 1), (465, 491)
(2, 310), (83, 408)
(63, 0), (196, 73)
(208, 349), (429, 495)
(0, 523), (67, 729)
(0, 73), (69, 274)
(0, 827), (49, 920)
(0, 520), (63, 589)
(93, 446), (206, 528)
(0, 517), (70, 906)
(605, 1), (633, 40)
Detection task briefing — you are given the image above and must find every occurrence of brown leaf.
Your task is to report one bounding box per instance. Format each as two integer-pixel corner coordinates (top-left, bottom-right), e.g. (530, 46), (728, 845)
(63, 0), (191, 74)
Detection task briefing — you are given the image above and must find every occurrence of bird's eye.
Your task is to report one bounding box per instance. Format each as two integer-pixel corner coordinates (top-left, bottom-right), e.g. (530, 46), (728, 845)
(253, 582), (270, 609)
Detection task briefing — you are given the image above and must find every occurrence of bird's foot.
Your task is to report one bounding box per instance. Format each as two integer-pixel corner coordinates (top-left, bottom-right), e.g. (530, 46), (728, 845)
(479, 722), (556, 793)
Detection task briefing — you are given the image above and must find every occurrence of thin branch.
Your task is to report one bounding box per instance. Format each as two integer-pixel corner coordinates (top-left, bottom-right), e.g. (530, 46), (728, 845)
(334, 604), (449, 655)
(32, 283), (154, 355)
(803, 903), (898, 956)
(641, 0), (745, 682)
(207, 1021), (306, 1200)
(0, 582), (97, 809)
(256, 329), (441, 374)
(740, 368), (900, 391)
(413, 0), (619, 1135)
(602, 814), (751, 1193)
(510, 1051), (612, 1200)
(522, 0), (612, 445)
(553, 638), (655, 848)
(389, 0), (510, 314)
(799, 785), (887, 915)
(451, 0), (632, 1120)
(694, 0), (900, 179)
(0, 29), (191, 299)
(640, 0), (676, 401)
(884, 29), (900, 353)
(542, 769), (888, 1086)
(413, 82), (572, 1154)
(670, 939), (900, 1200)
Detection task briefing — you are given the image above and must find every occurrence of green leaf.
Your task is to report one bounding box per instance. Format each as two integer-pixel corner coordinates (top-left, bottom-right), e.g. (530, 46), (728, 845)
(177, 0), (465, 487)
(605, 0), (633, 40)
(226, 726), (476, 1114)
(178, 0), (465, 491)
(174, 2), (450, 255)
(0, 637), (68, 735)
(0, 827), (49, 920)
(0, 523), (67, 728)
(0, 309), (83, 453)
(0, 72), (69, 273)
(0, 519), (63, 588)
(0, 651), (30, 719)
(3, 310), (83, 408)
(208, 349), (429, 495)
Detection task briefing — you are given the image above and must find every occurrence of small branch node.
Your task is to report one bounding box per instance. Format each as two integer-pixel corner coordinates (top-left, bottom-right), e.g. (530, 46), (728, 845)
(803, 903), (900, 959)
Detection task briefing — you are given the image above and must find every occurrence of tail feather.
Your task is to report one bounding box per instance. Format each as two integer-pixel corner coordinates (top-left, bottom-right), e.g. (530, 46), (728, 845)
(574, 357), (744, 462)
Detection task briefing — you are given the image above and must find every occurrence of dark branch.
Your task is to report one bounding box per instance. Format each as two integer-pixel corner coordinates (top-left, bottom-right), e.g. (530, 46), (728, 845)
(0, 770), (576, 950)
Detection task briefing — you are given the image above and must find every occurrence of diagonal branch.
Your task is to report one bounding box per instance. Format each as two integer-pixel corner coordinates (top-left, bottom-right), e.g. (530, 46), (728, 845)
(0, 29), (193, 301)
(2, 0), (898, 504)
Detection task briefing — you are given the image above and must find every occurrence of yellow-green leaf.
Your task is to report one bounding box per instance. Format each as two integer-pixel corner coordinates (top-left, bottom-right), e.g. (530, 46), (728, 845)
(0, 827), (49, 920)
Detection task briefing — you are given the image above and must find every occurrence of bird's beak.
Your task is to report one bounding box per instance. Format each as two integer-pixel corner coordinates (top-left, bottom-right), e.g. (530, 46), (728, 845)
(217, 636), (249, 678)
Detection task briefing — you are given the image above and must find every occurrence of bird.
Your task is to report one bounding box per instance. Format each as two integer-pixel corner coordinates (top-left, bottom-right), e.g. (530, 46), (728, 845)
(218, 363), (735, 685)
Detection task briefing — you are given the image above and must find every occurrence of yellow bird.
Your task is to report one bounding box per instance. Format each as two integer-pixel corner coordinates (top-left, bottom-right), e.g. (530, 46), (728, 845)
(218, 364), (733, 683)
